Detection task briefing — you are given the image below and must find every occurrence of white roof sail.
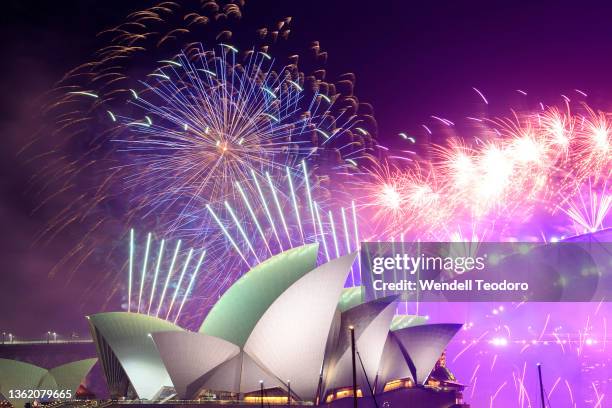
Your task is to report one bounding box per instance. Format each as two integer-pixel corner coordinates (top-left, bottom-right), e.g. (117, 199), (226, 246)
(323, 299), (397, 396)
(244, 253), (357, 401)
(195, 353), (243, 394)
(152, 331), (240, 398)
(391, 323), (463, 385)
(376, 334), (412, 392)
(240, 352), (287, 393)
(87, 312), (183, 399)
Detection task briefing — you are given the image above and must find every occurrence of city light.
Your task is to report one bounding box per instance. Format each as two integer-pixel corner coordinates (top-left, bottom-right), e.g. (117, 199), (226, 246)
(490, 337), (509, 347)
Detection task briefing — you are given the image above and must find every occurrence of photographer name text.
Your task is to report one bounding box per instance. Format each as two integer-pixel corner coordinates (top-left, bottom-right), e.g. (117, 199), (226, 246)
(373, 278), (529, 292)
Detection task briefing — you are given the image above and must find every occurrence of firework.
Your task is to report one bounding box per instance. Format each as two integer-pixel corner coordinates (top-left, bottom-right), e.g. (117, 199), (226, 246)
(359, 103), (611, 242)
(28, 0), (379, 308)
(205, 162), (361, 280)
(111, 42), (369, 227)
(124, 229), (206, 325)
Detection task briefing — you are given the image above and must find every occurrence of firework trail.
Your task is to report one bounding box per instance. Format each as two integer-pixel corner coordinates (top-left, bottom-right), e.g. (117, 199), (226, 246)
(124, 160), (362, 328)
(28, 0), (379, 306)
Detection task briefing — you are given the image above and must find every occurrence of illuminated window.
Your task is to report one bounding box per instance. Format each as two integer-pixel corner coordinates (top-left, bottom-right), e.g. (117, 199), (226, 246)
(325, 387), (363, 402)
(382, 378), (414, 392)
(427, 378), (441, 388)
(243, 396), (289, 404)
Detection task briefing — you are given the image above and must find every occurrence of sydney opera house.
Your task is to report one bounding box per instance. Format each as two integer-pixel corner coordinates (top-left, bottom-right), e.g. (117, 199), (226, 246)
(1, 244), (467, 408)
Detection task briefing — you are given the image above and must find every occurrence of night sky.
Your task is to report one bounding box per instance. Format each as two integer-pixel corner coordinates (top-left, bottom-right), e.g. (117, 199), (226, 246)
(2, 0), (612, 337)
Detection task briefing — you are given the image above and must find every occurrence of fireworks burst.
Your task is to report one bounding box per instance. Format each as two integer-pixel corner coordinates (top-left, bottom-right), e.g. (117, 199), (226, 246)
(561, 178), (611, 235)
(109, 42), (371, 230)
(28, 0), (378, 301)
(359, 103), (612, 241)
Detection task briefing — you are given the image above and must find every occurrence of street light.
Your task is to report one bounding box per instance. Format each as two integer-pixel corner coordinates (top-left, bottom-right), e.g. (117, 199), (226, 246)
(259, 380), (264, 408)
(287, 380), (291, 407)
(2, 332), (5, 345)
(349, 326), (357, 408)
(53, 332), (57, 342)
(47, 331), (51, 344)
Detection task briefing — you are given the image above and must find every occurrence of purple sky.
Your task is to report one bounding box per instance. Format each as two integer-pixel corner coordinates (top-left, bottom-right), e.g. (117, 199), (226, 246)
(2, 0), (612, 336)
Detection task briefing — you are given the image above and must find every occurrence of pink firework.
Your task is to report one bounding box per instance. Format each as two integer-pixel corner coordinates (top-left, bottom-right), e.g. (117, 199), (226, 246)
(360, 103), (611, 241)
